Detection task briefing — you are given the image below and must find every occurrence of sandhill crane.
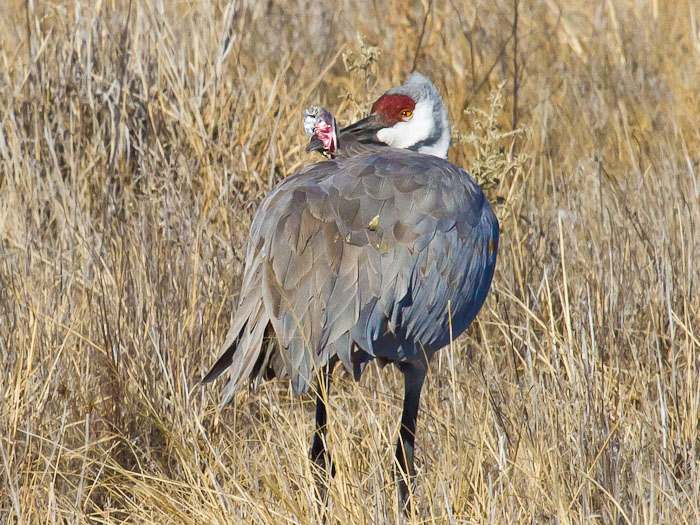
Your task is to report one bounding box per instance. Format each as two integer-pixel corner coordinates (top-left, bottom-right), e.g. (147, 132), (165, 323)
(203, 73), (499, 511)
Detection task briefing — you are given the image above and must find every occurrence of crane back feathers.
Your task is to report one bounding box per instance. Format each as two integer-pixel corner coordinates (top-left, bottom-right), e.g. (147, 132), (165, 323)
(204, 148), (498, 401)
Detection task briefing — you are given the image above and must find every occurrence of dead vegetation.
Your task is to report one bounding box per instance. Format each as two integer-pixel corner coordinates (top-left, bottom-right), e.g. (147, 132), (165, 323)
(0, 0), (698, 523)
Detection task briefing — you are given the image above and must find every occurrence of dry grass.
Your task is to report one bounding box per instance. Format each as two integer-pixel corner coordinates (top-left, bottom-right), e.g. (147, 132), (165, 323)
(1, 0), (699, 523)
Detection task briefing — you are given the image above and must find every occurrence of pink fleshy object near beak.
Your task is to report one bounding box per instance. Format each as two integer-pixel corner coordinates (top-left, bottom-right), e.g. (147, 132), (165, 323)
(313, 119), (336, 154)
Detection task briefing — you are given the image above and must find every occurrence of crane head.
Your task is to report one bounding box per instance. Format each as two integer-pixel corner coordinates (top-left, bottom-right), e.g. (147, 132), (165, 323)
(341, 72), (451, 159)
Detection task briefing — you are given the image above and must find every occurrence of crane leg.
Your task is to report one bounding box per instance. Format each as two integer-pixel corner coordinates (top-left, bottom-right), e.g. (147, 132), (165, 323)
(395, 363), (426, 514)
(310, 365), (335, 500)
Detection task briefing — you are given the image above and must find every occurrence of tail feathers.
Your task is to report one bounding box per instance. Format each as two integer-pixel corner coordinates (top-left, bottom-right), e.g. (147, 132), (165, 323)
(202, 283), (270, 406)
(217, 304), (269, 405)
(201, 303), (251, 384)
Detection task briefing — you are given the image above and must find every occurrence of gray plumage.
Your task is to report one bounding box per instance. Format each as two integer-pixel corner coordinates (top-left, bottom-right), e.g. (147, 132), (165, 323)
(203, 148), (498, 400)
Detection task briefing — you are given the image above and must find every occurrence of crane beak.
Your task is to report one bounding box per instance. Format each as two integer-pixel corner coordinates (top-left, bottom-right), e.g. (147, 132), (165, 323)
(340, 114), (384, 143)
(306, 137), (325, 153)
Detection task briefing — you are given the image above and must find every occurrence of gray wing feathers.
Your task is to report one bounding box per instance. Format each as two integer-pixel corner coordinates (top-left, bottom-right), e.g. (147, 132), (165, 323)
(205, 149), (498, 398)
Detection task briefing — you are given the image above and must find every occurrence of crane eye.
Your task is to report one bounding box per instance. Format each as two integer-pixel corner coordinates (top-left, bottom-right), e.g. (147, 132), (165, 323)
(400, 109), (413, 120)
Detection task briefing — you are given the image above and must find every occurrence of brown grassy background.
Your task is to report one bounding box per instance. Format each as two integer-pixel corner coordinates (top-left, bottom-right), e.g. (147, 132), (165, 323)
(1, 0), (699, 523)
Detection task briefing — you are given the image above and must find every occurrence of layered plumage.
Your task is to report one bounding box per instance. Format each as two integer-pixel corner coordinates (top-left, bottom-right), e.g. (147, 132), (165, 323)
(203, 148), (498, 399)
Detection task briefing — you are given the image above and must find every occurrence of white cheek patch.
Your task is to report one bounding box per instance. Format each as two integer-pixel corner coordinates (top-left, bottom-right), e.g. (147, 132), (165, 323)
(376, 99), (434, 149)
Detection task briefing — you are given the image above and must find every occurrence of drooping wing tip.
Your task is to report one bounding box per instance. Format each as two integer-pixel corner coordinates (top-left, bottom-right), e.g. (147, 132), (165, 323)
(201, 349), (234, 384)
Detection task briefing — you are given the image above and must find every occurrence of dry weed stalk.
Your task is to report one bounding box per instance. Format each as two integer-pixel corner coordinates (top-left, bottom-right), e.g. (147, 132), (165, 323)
(456, 82), (531, 218)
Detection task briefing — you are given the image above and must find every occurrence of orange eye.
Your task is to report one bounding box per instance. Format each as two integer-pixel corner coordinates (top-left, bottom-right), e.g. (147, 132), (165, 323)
(400, 109), (413, 120)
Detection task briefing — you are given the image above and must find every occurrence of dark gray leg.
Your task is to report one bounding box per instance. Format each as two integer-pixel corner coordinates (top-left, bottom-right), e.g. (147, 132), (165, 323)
(310, 365), (335, 497)
(395, 363), (426, 514)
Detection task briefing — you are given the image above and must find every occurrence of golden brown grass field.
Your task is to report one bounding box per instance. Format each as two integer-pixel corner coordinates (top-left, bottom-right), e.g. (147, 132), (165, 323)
(1, 0), (699, 523)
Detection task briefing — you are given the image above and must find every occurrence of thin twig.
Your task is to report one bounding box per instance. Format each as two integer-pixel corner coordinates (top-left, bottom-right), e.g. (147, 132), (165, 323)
(411, 0), (433, 72)
(110, 0), (134, 174)
(512, 0), (520, 132)
(464, 34), (513, 110)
